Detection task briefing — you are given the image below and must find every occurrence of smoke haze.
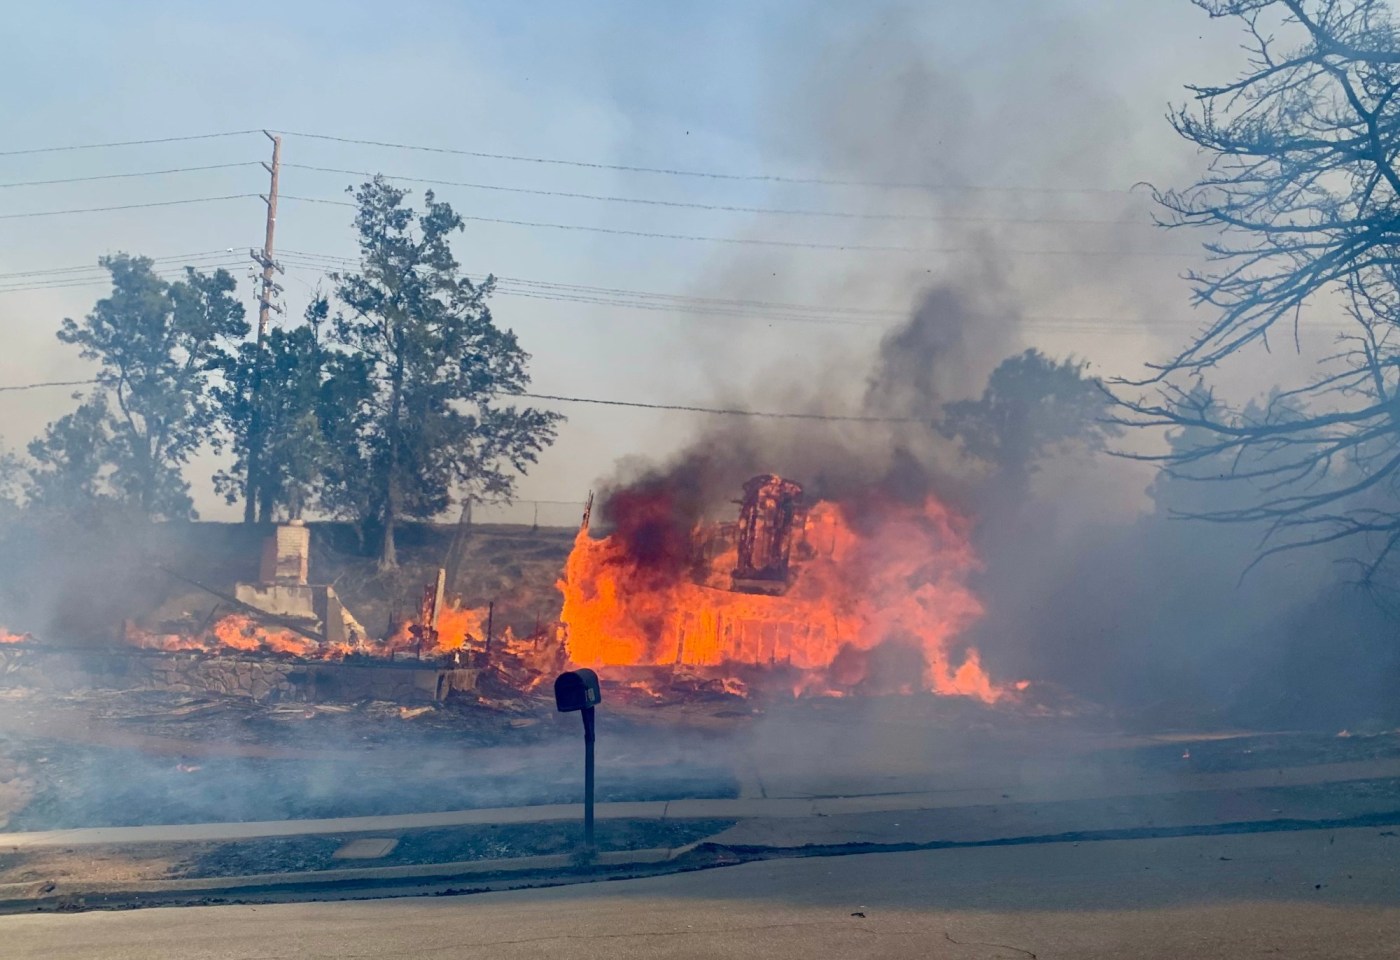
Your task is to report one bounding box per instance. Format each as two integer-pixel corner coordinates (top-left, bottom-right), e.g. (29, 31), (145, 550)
(588, 2), (1400, 730)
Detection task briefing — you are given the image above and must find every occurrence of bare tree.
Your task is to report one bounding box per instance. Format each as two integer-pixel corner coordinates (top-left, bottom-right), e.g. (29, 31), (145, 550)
(1115, 0), (1400, 579)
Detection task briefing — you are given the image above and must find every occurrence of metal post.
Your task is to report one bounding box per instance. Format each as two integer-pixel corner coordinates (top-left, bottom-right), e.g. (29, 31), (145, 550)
(582, 705), (596, 852)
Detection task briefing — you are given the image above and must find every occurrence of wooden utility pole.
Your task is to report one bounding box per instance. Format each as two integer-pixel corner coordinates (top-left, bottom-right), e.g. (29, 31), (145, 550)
(443, 498), (473, 588)
(244, 131), (282, 523)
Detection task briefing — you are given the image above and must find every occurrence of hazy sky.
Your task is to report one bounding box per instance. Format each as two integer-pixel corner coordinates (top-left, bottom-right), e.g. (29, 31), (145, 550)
(0, 0), (1250, 522)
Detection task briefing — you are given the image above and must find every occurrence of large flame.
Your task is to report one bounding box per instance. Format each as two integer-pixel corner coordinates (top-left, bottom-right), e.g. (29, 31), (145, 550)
(559, 491), (1011, 701)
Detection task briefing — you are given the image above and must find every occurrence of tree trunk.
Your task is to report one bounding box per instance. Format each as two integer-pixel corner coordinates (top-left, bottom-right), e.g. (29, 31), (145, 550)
(244, 410), (262, 524)
(258, 483), (273, 524)
(379, 504), (397, 570)
(379, 347), (405, 571)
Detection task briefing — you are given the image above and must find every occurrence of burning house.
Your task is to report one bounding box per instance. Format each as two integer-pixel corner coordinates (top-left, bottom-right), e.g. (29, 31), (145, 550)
(731, 474), (806, 595)
(558, 474), (1011, 700)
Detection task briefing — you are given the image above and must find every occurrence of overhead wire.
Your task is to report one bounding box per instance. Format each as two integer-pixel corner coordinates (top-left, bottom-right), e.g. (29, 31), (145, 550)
(0, 163), (262, 190)
(0, 126), (1137, 196)
(278, 195), (1196, 257)
(0, 374), (916, 422)
(274, 129), (1134, 196)
(277, 249), (899, 321)
(274, 251), (1198, 330)
(0, 131), (262, 157)
(281, 162), (1151, 226)
(0, 259), (252, 295)
(0, 250), (248, 281)
(0, 248), (1218, 332)
(0, 194), (260, 220)
(511, 392), (926, 421)
(0, 378), (100, 392)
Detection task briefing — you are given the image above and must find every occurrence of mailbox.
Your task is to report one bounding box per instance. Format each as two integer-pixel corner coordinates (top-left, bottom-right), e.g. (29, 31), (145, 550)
(554, 668), (602, 712)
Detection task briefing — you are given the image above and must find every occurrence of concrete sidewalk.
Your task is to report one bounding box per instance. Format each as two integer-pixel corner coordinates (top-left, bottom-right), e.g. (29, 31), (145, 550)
(3, 756), (1398, 850)
(3, 774), (1399, 915)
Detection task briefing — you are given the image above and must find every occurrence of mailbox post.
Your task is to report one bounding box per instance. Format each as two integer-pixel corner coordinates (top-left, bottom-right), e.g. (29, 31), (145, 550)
(554, 668), (602, 854)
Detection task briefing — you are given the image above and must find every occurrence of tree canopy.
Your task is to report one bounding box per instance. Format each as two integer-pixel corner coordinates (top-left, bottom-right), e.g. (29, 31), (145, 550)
(329, 177), (562, 568)
(31, 255), (246, 520)
(23, 180), (560, 554)
(943, 349), (1117, 490)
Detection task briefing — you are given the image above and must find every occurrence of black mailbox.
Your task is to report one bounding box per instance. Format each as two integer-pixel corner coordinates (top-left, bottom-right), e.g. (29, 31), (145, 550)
(554, 668), (602, 712)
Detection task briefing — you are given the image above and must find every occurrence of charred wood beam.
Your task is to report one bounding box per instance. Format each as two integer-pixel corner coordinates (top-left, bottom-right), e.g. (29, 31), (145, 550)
(154, 565), (327, 644)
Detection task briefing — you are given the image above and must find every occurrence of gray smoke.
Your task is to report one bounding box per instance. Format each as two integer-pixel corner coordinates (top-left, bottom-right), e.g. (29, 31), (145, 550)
(591, 1), (1400, 730)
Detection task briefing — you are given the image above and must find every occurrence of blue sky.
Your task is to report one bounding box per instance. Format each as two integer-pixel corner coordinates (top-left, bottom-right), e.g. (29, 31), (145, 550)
(0, 0), (1248, 521)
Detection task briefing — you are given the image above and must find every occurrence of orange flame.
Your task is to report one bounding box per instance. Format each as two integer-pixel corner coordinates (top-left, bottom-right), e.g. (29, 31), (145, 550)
(125, 602), (492, 662)
(385, 603), (488, 657)
(125, 615), (332, 658)
(559, 493), (1015, 701)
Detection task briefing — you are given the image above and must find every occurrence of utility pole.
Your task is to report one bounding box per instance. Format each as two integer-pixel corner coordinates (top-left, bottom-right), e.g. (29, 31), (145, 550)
(244, 131), (282, 524)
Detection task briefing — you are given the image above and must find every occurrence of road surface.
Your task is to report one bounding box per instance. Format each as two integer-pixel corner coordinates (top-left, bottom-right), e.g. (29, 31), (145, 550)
(4, 826), (1399, 958)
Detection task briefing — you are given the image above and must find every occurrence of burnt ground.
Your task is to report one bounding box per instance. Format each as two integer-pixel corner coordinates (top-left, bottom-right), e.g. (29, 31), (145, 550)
(0, 688), (743, 831)
(4, 683), (1400, 833)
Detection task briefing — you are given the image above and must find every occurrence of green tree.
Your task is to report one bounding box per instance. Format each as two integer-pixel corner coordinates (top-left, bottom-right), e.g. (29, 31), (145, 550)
(214, 296), (372, 521)
(942, 349), (1117, 490)
(26, 397), (114, 515)
(41, 254), (247, 519)
(330, 177), (562, 568)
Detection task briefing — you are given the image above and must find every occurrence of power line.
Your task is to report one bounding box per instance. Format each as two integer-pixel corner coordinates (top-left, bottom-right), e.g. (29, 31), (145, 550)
(278, 250), (899, 322)
(0, 194), (259, 220)
(282, 162), (1149, 226)
(0, 250), (244, 280)
(0, 374), (917, 421)
(275, 129), (1133, 196)
(279, 195), (1196, 257)
(493, 275), (899, 318)
(273, 252), (1207, 331)
(0, 126), (1135, 196)
(486, 288), (880, 327)
(0, 131), (261, 158)
(0, 247), (1212, 331)
(0, 163), (261, 190)
(511, 392), (927, 422)
(0, 378), (99, 392)
(0, 254), (248, 281)
(0, 260), (250, 295)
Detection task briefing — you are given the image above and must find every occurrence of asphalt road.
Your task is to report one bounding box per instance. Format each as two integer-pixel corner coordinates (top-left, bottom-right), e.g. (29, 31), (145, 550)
(5, 826), (1400, 959)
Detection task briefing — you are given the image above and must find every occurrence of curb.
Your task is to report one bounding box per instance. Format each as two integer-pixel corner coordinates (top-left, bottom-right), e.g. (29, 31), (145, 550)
(0, 842), (706, 913)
